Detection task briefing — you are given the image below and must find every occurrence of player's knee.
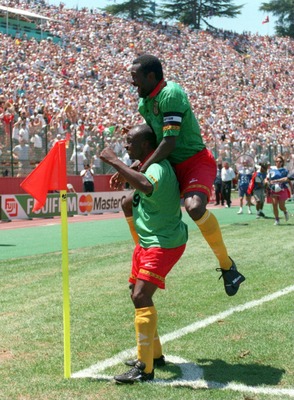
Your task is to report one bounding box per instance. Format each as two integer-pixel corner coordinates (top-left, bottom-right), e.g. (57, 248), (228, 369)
(184, 193), (207, 221)
(132, 292), (150, 308)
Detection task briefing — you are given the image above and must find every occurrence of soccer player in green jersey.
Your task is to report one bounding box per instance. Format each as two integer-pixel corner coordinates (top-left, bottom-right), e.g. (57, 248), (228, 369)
(112, 54), (245, 296)
(100, 123), (187, 384)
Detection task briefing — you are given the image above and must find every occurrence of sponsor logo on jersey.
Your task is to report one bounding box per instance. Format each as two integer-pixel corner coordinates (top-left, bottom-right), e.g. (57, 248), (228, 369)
(153, 101), (159, 116)
(189, 178), (198, 183)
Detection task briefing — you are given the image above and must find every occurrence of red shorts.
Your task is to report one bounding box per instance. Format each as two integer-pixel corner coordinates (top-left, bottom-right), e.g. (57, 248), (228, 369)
(174, 148), (216, 201)
(129, 244), (186, 289)
(270, 188), (290, 201)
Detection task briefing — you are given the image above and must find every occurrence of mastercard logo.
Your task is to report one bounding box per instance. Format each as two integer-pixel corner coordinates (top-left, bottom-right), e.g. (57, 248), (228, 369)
(79, 194), (93, 213)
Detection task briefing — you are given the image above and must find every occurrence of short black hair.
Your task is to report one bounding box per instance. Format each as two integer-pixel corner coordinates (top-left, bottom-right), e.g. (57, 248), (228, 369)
(132, 124), (157, 150)
(133, 54), (163, 81)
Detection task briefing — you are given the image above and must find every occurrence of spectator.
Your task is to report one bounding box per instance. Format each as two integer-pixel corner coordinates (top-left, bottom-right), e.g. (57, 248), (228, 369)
(221, 161), (236, 208)
(80, 163), (95, 192)
(92, 147), (102, 174)
(214, 160), (223, 206)
(237, 160), (254, 215)
(12, 117), (23, 144)
(70, 145), (87, 174)
(30, 132), (43, 163)
(251, 162), (269, 219)
(266, 155), (290, 225)
(13, 137), (31, 177)
(1, 108), (14, 147)
(83, 137), (93, 165)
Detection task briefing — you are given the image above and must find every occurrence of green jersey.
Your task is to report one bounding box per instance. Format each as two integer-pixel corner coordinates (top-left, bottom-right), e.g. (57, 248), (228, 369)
(132, 159), (188, 248)
(138, 81), (205, 164)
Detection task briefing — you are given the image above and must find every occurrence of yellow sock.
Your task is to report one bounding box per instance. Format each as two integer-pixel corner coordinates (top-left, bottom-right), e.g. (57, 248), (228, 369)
(126, 216), (139, 245)
(153, 329), (163, 359)
(195, 210), (232, 269)
(135, 306), (157, 373)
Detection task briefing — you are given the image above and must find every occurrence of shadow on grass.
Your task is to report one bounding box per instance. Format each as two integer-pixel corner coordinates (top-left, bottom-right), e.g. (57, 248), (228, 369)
(197, 358), (285, 386)
(85, 359), (285, 390)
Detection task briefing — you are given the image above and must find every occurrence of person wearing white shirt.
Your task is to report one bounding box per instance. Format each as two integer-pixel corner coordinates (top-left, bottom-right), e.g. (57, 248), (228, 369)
(70, 145), (87, 174)
(80, 163), (95, 192)
(221, 162), (236, 207)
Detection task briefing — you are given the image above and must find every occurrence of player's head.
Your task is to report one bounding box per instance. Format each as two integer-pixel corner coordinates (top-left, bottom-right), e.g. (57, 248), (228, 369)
(125, 124), (157, 161)
(131, 54), (163, 98)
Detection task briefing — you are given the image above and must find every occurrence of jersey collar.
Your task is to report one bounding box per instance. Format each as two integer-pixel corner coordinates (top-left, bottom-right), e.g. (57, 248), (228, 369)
(148, 79), (167, 99)
(138, 151), (155, 170)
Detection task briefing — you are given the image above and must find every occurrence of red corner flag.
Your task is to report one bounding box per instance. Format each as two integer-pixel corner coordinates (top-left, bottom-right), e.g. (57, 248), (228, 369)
(262, 16), (269, 24)
(21, 140), (67, 212)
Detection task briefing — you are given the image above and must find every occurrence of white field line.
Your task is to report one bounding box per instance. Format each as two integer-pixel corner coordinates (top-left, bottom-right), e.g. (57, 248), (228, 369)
(72, 285), (294, 397)
(156, 356), (294, 397)
(159, 284), (294, 344)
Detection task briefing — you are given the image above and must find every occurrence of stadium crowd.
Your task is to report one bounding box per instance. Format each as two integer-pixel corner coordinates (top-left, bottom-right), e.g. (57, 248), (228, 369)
(0, 0), (293, 176)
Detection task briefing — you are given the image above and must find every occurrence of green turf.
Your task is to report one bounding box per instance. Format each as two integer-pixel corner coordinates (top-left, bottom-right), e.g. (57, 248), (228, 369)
(0, 218), (130, 260)
(0, 203), (284, 260)
(0, 202), (294, 399)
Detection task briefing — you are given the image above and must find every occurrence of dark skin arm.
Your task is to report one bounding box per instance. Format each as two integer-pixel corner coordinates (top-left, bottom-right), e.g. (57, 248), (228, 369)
(108, 136), (175, 186)
(100, 147), (153, 195)
(140, 136), (176, 172)
(109, 160), (141, 189)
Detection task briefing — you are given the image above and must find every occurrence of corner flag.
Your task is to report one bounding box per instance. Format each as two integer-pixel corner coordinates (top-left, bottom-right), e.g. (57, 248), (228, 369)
(20, 140), (67, 211)
(20, 140), (71, 379)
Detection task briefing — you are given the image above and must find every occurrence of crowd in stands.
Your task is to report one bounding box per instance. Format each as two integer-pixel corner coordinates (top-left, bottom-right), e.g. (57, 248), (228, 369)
(0, 0), (293, 177)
